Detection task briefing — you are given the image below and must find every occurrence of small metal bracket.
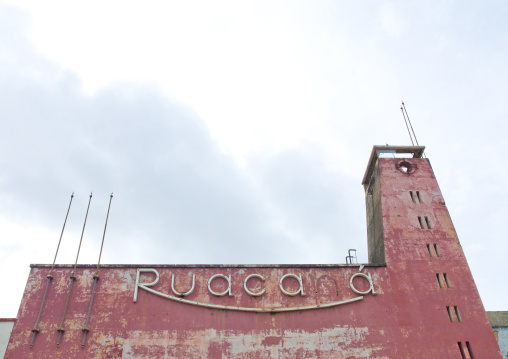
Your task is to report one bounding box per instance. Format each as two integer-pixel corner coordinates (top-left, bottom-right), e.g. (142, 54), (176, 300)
(346, 249), (358, 264)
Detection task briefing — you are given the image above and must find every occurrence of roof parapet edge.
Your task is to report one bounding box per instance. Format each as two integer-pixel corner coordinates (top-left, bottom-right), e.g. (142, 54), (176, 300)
(362, 145), (425, 186)
(30, 263), (386, 269)
(487, 311), (508, 327)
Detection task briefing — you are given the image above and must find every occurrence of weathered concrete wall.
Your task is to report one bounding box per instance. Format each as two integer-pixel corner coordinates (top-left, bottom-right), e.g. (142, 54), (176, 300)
(5, 259), (500, 358)
(488, 312), (508, 359)
(366, 162), (385, 265)
(5, 148), (503, 358)
(8, 264), (389, 358)
(489, 311), (508, 327)
(495, 327), (508, 359)
(0, 319), (15, 359)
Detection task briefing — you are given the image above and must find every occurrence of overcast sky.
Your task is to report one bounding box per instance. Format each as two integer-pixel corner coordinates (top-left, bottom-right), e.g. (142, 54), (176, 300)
(0, 1), (507, 317)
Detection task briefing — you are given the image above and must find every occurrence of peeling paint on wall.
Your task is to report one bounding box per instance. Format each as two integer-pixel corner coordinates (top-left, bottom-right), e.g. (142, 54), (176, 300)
(4, 147), (503, 358)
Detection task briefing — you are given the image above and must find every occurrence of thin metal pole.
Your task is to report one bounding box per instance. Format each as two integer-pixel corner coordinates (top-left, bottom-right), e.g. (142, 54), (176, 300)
(51, 193), (74, 276)
(81, 277), (98, 347)
(57, 193), (92, 348)
(30, 277), (51, 348)
(30, 193), (74, 348)
(82, 193), (113, 347)
(401, 106), (415, 146)
(402, 102), (419, 145)
(72, 193), (93, 277)
(95, 193), (113, 277)
(402, 102), (418, 145)
(402, 101), (426, 158)
(57, 278), (75, 347)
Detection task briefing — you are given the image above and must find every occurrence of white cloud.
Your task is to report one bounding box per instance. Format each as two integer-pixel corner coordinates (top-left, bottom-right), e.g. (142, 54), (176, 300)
(1, 0), (507, 318)
(379, 3), (402, 36)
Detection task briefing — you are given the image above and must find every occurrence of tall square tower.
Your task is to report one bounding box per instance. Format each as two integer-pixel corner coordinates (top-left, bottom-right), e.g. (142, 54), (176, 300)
(362, 145), (500, 358)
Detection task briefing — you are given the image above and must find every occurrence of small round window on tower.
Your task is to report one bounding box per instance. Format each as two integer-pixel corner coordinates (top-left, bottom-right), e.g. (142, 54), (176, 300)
(396, 160), (417, 174)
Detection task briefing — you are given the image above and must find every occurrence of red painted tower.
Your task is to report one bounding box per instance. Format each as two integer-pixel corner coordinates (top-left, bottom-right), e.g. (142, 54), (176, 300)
(4, 146), (502, 358)
(362, 145), (501, 358)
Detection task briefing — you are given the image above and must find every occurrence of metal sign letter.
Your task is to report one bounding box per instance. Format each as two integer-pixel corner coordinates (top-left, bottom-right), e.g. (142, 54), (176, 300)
(244, 274), (266, 297)
(133, 268), (160, 302)
(349, 266), (377, 296)
(171, 274), (195, 296)
(279, 273), (306, 297)
(208, 274), (233, 297)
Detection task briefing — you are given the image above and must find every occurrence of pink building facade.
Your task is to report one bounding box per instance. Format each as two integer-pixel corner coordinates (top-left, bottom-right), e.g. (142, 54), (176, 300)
(4, 146), (501, 358)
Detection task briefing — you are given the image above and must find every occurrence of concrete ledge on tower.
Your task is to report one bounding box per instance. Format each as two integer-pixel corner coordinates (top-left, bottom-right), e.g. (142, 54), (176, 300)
(362, 145), (425, 190)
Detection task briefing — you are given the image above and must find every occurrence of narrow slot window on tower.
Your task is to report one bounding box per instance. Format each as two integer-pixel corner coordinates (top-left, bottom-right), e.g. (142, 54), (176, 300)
(427, 244), (433, 257)
(447, 306), (454, 322)
(416, 191), (422, 203)
(425, 216), (432, 229)
(433, 244), (440, 257)
(444, 273), (451, 288)
(457, 342), (467, 359)
(410, 191), (416, 203)
(436, 273), (443, 288)
(418, 216), (425, 229)
(465, 342), (474, 359)
(454, 306), (462, 322)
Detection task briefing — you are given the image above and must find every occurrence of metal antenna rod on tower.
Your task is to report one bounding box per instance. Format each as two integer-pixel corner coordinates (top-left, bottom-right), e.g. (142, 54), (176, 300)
(57, 192), (93, 348)
(30, 193), (74, 348)
(400, 106), (415, 146)
(401, 101), (425, 157)
(82, 193), (114, 348)
(401, 101), (419, 146)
